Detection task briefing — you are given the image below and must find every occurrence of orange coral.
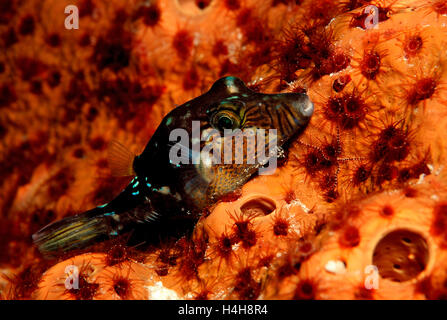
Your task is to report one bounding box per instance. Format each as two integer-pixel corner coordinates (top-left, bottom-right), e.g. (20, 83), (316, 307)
(1, 0), (447, 300)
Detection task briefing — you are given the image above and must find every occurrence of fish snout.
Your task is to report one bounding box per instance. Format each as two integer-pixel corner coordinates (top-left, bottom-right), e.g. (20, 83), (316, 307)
(272, 92), (314, 136)
(290, 93), (314, 122)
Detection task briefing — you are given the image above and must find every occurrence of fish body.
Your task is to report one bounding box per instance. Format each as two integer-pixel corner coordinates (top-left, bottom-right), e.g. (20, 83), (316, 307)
(33, 77), (314, 253)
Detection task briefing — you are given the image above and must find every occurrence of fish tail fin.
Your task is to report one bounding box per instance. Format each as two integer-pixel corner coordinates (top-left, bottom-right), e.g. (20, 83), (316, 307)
(32, 207), (114, 253)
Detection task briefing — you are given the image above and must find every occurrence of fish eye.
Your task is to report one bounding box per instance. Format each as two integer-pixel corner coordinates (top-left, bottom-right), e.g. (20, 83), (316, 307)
(211, 110), (241, 131)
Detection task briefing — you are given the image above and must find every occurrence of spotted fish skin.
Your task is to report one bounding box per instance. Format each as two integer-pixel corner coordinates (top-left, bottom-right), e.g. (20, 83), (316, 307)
(33, 77), (314, 253)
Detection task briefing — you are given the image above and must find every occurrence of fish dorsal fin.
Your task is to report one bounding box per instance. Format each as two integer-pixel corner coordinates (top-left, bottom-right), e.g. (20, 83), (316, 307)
(107, 140), (136, 177)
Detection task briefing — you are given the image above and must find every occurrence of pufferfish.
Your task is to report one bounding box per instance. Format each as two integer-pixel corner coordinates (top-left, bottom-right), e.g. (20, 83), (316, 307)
(33, 76), (314, 253)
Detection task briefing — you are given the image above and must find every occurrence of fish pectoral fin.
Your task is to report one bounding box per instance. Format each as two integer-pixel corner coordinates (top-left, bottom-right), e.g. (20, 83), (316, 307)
(108, 140), (136, 177)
